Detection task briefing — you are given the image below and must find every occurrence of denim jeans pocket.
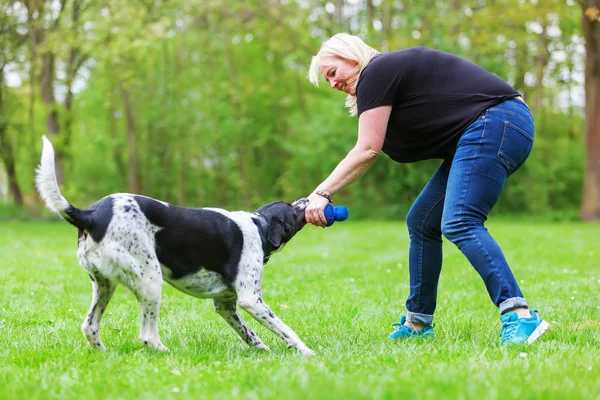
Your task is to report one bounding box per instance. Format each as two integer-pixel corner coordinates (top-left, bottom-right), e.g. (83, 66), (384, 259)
(497, 120), (534, 174)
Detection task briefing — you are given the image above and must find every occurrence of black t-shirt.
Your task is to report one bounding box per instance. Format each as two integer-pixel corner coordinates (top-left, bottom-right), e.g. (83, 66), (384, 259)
(356, 47), (520, 162)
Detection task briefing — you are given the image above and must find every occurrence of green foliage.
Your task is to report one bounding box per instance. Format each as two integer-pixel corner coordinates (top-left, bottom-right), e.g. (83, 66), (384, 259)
(0, 0), (588, 218)
(496, 111), (586, 216)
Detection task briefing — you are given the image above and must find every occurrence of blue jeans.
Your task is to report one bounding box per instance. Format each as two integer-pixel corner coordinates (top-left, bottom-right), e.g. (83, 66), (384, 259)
(405, 98), (534, 325)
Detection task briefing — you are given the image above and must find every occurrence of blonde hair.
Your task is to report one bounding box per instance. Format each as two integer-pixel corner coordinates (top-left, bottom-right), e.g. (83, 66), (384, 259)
(308, 33), (380, 116)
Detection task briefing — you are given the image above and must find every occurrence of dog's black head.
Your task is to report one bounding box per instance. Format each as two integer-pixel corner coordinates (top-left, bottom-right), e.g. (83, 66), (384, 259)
(254, 198), (308, 254)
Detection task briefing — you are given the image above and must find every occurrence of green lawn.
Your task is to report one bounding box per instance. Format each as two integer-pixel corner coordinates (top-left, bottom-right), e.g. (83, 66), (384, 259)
(1, 219), (599, 400)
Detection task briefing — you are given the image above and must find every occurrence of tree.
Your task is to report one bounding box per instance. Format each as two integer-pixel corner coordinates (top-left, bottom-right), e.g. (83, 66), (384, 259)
(580, 0), (600, 221)
(23, 0), (89, 186)
(0, 1), (27, 205)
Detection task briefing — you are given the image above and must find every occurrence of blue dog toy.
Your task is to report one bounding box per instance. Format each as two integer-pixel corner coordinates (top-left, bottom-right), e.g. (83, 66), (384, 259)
(324, 204), (349, 227)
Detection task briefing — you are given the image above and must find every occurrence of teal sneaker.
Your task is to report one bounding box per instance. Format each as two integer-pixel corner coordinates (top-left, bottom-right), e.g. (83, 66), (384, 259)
(389, 316), (435, 340)
(500, 310), (549, 346)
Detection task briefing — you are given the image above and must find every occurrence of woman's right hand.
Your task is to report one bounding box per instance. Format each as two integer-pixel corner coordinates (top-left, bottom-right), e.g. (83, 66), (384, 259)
(305, 192), (330, 227)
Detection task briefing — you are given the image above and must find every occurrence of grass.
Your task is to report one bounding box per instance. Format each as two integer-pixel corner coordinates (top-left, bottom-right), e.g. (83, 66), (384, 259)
(0, 219), (599, 400)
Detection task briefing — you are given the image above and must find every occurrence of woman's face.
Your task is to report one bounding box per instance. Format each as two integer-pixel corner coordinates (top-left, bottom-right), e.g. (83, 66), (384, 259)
(320, 56), (359, 96)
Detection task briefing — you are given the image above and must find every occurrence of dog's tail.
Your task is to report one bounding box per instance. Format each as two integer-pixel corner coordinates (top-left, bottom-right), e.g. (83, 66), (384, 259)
(35, 136), (91, 231)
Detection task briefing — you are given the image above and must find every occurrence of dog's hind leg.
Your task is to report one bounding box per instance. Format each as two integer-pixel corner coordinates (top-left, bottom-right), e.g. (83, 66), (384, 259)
(82, 274), (117, 351)
(131, 271), (169, 351)
(213, 299), (270, 351)
(236, 290), (315, 355)
(117, 248), (169, 351)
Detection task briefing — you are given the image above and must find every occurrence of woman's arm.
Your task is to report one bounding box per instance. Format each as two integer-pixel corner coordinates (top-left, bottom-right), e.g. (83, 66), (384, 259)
(305, 105), (392, 226)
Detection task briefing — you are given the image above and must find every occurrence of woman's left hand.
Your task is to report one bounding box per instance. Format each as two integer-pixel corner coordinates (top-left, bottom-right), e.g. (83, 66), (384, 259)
(305, 193), (330, 227)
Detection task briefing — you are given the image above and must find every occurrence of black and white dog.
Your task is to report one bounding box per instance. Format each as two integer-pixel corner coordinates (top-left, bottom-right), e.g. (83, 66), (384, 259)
(36, 136), (314, 355)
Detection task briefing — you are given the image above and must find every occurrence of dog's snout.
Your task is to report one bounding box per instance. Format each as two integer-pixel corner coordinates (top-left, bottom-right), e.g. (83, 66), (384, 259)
(292, 198), (309, 211)
(291, 198), (308, 226)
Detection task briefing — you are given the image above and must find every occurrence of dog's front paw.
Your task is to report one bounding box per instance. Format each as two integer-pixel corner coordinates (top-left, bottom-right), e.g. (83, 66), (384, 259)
(156, 343), (170, 352)
(255, 343), (270, 351)
(88, 342), (106, 351)
(142, 337), (170, 352)
(297, 346), (316, 356)
(85, 338), (107, 351)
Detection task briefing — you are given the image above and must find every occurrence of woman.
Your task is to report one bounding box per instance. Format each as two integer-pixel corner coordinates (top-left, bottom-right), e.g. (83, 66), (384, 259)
(305, 33), (549, 345)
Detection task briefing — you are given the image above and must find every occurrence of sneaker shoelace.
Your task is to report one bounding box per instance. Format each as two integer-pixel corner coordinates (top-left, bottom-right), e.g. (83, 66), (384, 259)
(500, 319), (520, 342)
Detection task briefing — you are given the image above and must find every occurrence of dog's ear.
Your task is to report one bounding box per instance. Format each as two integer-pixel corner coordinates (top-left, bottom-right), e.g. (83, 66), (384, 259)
(267, 217), (285, 249)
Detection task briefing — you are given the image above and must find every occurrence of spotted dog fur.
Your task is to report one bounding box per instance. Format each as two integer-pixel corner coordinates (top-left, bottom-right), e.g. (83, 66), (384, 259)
(36, 136), (313, 355)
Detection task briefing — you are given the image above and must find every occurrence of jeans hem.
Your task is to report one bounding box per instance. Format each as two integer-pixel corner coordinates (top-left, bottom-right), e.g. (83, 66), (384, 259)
(499, 297), (529, 314)
(407, 311), (434, 325)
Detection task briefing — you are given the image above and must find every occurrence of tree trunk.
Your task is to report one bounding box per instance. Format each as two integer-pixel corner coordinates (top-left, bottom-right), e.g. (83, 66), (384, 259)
(0, 148), (24, 205)
(63, 0), (85, 168)
(40, 51), (63, 185)
(35, 0), (69, 186)
(0, 68), (23, 205)
(102, 25), (126, 186)
(63, 50), (76, 170)
(122, 88), (142, 194)
(450, 0), (461, 41)
(108, 83), (125, 183)
(335, 0), (344, 26)
(26, 0), (44, 193)
(514, 43), (529, 98)
(381, 0), (392, 52)
(581, 1), (600, 221)
(174, 28), (186, 205)
(534, 23), (550, 112)
(223, 25), (247, 208)
(366, 0), (375, 39)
